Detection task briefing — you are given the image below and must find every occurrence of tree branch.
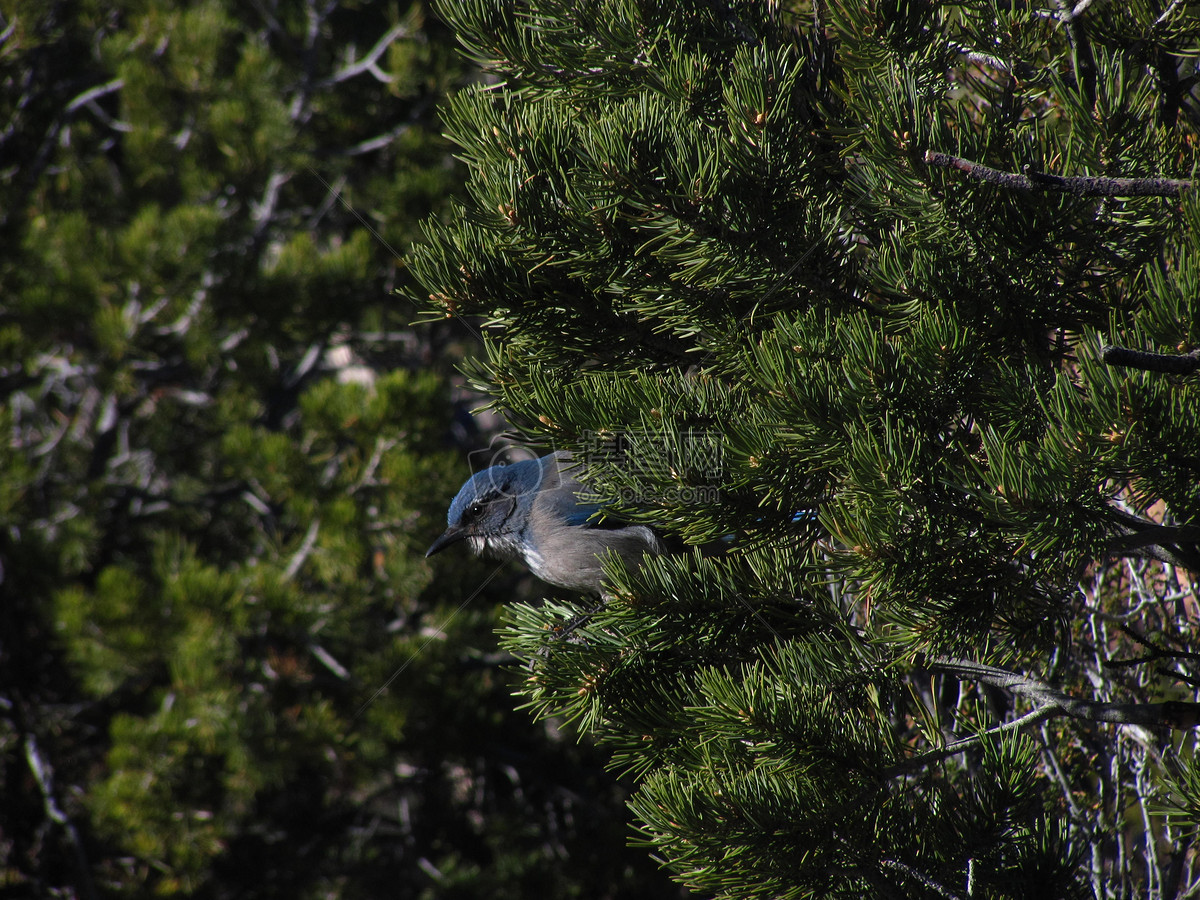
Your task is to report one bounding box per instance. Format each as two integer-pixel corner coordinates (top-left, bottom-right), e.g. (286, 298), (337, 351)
(283, 517), (321, 581)
(924, 151), (1193, 197)
(1101, 344), (1200, 375)
(24, 734), (98, 900)
(65, 78), (130, 132)
(887, 706), (1058, 777)
(1103, 521), (1200, 572)
(1061, 0), (1098, 21)
(931, 659), (1200, 729)
(318, 21), (412, 86)
(879, 859), (965, 900)
(1153, 0), (1186, 28)
(1054, 0), (1097, 105)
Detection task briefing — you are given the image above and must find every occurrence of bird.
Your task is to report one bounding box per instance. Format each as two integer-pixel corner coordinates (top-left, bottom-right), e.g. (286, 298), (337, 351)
(426, 451), (665, 595)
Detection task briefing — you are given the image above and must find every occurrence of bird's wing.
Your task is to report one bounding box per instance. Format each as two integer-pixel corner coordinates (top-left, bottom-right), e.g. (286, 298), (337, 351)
(534, 452), (606, 526)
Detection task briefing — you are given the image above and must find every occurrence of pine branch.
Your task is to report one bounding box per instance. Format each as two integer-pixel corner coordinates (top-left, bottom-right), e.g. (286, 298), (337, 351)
(924, 151), (1193, 197)
(1101, 344), (1200, 375)
(931, 659), (1200, 729)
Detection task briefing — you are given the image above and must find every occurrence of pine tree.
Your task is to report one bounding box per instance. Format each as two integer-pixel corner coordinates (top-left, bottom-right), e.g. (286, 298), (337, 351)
(408, 1), (1200, 896)
(1, 2), (679, 896)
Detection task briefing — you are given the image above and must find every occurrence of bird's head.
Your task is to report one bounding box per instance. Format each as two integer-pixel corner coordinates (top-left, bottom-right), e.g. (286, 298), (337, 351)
(426, 457), (545, 561)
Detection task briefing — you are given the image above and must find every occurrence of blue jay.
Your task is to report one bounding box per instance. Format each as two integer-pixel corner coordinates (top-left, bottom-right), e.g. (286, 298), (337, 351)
(426, 451), (665, 595)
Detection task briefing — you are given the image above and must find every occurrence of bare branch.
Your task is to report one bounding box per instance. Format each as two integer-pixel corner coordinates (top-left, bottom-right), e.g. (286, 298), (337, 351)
(319, 22), (411, 86)
(924, 151), (1193, 197)
(310, 643), (351, 680)
(64, 78), (125, 115)
(1153, 0), (1186, 28)
(252, 170), (290, 237)
(352, 435), (399, 494)
(932, 658), (1200, 729)
(1102, 344), (1200, 375)
(65, 79), (131, 132)
(25, 734), (98, 900)
(1057, 0), (1098, 23)
(887, 705), (1058, 777)
(342, 122), (415, 156)
(283, 518), (321, 581)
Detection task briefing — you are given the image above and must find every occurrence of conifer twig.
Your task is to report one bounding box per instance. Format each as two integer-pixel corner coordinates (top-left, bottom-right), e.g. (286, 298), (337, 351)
(924, 151), (1193, 197)
(1101, 344), (1200, 375)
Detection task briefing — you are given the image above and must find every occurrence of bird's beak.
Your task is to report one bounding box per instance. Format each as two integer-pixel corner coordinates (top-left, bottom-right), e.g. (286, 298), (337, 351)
(425, 525), (466, 558)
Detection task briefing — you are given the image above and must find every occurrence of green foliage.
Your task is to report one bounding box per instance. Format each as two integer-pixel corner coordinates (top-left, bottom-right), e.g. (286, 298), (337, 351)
(1, 1), (678, 897)
(409, 0), (1200, 895)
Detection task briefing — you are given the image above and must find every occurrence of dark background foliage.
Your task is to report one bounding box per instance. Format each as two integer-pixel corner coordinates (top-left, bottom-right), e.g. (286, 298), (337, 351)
(0, 1), (682, 896)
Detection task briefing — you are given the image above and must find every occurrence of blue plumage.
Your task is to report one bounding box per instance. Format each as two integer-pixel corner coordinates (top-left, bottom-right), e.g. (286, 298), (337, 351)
(426, 451), (664, 595)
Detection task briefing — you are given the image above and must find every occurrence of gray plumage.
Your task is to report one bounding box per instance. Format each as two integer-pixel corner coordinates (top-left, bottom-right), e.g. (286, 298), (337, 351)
(426, 451), (664, 595)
